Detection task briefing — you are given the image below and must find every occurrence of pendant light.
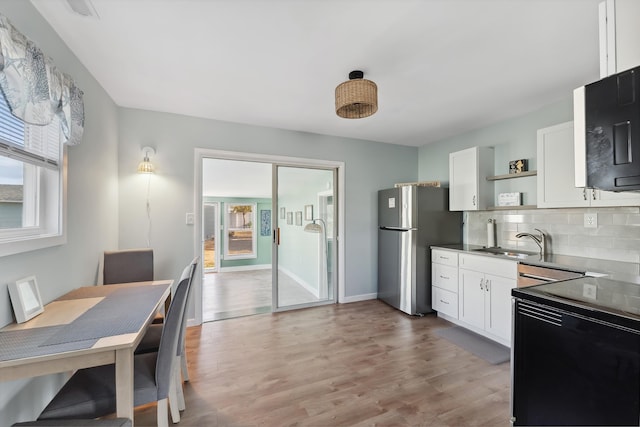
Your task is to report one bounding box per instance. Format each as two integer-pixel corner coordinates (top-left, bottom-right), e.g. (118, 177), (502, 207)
(335, 70), (378, 119)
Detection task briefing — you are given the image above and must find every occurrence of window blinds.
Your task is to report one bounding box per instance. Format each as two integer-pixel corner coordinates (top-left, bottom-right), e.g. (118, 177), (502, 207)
(0, 95), (60, 170)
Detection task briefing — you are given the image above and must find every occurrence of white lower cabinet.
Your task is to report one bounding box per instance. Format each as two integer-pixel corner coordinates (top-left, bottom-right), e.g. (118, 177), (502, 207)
(459, 269), (514, 344)
(458, 253), (517, 346)
(433, 286), (458, 318)
(432, 249), (459, 318)
(431, 250), (516, 346)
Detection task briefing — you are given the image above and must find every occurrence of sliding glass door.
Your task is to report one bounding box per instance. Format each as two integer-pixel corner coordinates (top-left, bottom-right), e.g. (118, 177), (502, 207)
(272, 165), (336, 311)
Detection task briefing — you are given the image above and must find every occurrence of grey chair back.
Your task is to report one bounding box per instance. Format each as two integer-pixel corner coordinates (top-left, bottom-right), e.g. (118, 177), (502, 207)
(103, 248), (153, 285)
(176, 257), (198, 356)
(155, 261), (193, 399)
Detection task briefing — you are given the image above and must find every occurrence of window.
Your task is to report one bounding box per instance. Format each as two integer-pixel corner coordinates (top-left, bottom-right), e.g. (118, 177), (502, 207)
(0, 95), (65, 257)
(224, 203), (256, 260)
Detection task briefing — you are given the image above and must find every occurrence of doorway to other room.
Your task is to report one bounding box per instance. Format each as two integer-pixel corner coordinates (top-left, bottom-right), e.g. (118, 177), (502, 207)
(201, 159), (273, 321)
(199, 156), (341, 322)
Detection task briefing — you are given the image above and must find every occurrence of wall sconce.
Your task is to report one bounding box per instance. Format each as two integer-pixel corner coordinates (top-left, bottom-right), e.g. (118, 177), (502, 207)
(137, 146), (155, 174)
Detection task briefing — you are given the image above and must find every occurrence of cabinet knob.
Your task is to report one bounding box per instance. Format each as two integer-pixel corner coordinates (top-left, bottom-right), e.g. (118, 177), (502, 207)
(440, 275), (450, 280)
(592, 189), (596, 200)
(472, 195), (476, 206)
(583, 188), (587, 200)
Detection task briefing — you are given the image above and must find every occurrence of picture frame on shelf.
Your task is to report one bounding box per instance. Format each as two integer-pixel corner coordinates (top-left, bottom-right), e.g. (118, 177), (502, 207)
(8, 275), (44, 323)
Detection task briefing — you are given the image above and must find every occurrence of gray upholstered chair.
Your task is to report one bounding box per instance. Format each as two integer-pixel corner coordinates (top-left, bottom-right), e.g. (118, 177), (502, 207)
(37, 262), (193, 427)
(135, 257), (198, 418)
(13, 418), (131, 426)
(101, 248), (154, 285)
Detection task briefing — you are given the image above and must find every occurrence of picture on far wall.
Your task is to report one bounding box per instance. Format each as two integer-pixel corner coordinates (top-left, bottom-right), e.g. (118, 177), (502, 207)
(295, 211), (303, 226)
(286, 212), (293, 225)
(280, 207), (286, 219)
(260, 210), (271, 236)
(304, 204), (313, 221)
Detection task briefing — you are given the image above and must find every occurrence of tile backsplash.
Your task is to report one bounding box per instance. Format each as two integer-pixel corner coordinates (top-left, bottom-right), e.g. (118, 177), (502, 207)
(466, 207), (640, 265)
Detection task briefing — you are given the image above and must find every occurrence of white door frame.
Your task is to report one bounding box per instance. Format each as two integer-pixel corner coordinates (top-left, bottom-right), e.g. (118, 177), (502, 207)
(316, 189), (333, 299)
(192, 148), (345, 326)
(202, 201), (219, 273)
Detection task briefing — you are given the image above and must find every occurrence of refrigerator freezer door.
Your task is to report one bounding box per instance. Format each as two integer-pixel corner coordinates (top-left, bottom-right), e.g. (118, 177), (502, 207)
(378, 186), (414, 228)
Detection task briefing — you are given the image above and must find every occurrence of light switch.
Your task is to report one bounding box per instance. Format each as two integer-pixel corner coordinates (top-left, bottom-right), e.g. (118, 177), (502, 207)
(185, 213), (194, 225)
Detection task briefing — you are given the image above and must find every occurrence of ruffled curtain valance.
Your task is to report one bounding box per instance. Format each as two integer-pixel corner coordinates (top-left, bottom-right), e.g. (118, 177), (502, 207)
(0, 14), (84, 145)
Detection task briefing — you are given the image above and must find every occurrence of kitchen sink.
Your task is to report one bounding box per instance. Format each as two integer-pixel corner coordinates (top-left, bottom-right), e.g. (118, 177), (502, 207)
(472, 247), (537, 259)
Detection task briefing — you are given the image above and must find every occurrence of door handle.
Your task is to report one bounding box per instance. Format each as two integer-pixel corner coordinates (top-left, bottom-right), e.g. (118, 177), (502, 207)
(277, 228), (280, 245)
(485, 279), (490, 291)
(583, 188), (587, 200)
(472, 195), (476, 206)
(479, 278), (484, 290)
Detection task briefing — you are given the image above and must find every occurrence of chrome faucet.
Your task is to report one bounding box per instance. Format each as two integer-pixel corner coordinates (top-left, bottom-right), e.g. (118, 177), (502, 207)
(516, 228), (547, 256)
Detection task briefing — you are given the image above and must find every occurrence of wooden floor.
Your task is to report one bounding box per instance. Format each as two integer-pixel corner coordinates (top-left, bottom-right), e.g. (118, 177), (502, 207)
(134, 300), (511, 426)
(203, 269), (322, 321)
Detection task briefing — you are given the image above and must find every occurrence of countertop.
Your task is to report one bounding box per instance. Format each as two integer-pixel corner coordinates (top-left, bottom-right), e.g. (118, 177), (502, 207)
(513, 275), (640, 331)
(432, 243), (640, 283)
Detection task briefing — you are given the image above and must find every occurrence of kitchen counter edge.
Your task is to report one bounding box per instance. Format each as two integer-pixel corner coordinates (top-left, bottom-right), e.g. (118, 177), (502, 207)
(431, 244), (640, 283)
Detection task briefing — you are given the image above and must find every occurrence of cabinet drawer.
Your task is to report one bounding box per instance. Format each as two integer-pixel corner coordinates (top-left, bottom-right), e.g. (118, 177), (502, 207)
(459, 253), (517, 279)
(432, 249), (458, 267)
(433, 287), (458, 318)
(432, 264), (458, 293)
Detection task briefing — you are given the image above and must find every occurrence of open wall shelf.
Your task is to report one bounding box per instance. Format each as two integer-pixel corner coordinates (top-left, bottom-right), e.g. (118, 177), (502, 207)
(486, 170), (537, 181)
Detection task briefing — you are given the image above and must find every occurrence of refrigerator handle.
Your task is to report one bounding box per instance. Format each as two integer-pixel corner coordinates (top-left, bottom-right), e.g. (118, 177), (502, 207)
(379, 226), (416, 231)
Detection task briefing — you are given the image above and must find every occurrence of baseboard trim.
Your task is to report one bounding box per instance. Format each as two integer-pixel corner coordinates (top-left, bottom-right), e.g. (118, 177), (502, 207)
(218, 264), (271, 273)
(277, 266), (318, 298)
(340, 293), (377, 303)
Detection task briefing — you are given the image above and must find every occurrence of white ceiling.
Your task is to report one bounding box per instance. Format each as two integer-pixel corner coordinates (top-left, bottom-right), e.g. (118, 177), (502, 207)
(31, 0), (602, 147)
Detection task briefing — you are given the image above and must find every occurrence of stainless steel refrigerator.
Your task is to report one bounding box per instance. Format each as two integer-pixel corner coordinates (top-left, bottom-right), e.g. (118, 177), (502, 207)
(378, 186), (462, 315)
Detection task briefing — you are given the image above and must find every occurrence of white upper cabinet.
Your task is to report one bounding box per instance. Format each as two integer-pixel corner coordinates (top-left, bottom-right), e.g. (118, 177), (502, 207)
(538, 121), (640, 208)
(600, 0), (640, 77)
(449, 147), (494, 211)
(538, 122), (589, 208)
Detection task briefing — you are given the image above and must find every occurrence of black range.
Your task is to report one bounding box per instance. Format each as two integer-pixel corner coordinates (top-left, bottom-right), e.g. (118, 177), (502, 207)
(511, 276), (640, 426)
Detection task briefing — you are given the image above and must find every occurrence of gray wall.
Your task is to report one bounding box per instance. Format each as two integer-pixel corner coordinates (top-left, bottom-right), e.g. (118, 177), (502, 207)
(0, 1), (119, 424)
(117, 108), (418, 300)
(418, 95), (640, 268)
(418, 96), (573, 197)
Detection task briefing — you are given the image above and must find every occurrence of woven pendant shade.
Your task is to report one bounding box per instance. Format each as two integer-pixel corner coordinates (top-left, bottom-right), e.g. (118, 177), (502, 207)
(335, 70), (378, 119)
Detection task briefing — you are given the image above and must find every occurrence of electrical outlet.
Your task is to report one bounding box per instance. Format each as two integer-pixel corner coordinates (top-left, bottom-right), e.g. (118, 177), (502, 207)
(584, 213), (598, 228)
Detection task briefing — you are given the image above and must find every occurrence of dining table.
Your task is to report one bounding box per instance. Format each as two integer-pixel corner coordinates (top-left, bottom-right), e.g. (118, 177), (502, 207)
(0, 279), (173, 425)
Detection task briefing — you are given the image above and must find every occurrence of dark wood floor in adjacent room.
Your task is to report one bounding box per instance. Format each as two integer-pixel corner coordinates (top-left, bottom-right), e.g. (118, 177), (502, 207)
(134, 299), (511, 426)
